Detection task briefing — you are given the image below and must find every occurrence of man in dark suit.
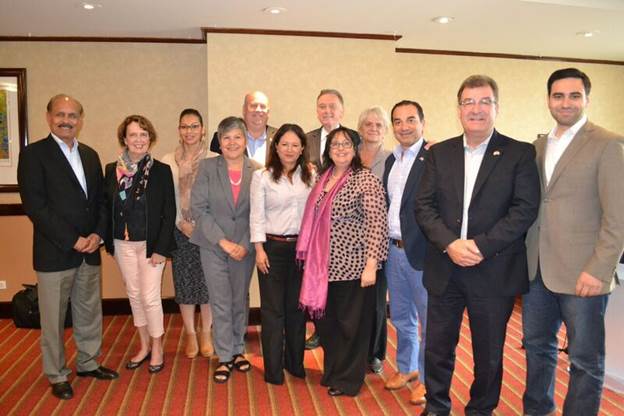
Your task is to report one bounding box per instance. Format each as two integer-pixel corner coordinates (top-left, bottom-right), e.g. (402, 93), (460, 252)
(209, 91), (276, 166)
(414, 76), (540, 416)
(382, 100), (429, 405)
(18, 94), (118, 400)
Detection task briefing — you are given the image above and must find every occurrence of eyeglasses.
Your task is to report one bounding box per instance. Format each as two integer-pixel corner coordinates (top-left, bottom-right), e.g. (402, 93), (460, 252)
(178, 124), (202, 132)
(330, 141), (354, 150)
(459, 97), (497, 108)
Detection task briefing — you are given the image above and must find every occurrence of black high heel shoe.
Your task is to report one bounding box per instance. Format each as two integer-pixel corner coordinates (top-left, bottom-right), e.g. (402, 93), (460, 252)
(125, 352), (151, 370)
(148, 361), (165, 374)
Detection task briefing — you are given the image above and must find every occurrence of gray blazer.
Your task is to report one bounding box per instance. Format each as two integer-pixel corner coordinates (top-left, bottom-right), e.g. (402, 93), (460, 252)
(190, 155), (261, 253)
(526, 121), (624, 295)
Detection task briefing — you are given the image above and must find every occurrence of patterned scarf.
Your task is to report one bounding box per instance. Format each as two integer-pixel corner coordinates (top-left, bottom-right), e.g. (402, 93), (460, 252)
(174, 141), (207, 221)
(115, 150), (153, 199)
(296, 167), (351, 318)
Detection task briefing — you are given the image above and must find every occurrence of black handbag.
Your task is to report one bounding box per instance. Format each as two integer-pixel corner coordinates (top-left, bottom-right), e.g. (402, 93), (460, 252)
(11, 284), (72, 329)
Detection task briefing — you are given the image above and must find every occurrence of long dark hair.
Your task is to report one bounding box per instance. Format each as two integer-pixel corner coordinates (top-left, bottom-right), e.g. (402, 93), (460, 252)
(320, 127), (363, 175)
(267, 123), (313, 187)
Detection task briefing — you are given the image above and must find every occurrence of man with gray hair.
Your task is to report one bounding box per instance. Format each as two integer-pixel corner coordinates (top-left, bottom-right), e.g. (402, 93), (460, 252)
(18, 94), (118, 400)
(415, 75), (540, 415)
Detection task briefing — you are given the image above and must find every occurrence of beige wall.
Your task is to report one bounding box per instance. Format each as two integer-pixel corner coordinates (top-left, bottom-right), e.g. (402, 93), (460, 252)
(1, 35), (623, 304)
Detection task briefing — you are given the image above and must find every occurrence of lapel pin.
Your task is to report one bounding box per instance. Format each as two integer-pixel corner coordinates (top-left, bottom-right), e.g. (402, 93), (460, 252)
(419, 156), (424, 161)
(493, 150), (501, 156)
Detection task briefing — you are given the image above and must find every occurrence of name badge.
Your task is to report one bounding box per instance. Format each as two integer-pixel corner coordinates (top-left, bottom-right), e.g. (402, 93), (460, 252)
(119, 190), (127, 201)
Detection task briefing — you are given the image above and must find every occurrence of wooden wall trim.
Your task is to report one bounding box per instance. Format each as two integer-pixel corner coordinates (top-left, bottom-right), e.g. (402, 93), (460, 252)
(395, 48), (624, 66)
(202, 27), (401, 41)
(0, 36), (205, 44)
(0, 204), (23, 216)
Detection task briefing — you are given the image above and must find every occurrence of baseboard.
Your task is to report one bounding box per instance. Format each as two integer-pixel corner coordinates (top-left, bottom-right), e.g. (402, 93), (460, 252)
(0, 299), (262, 325)
(605, 372), (624, 395)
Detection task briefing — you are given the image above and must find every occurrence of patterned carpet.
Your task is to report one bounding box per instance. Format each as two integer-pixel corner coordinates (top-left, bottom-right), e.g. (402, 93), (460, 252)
(0, 302), (622, 415)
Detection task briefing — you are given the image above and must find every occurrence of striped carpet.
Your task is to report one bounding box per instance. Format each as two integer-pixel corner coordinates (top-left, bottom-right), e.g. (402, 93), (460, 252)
(1, 303), (622, 415)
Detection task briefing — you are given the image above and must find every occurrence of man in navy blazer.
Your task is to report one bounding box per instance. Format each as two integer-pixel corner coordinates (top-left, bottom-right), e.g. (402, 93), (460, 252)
(18, 94), (118, 401)
(381, 100), (429, 405)
(415, 76), (540, 416)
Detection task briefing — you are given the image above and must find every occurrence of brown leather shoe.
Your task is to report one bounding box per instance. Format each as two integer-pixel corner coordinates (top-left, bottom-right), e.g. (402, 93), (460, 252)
(409, 382), (426, 405)
(185, 332), (199, 358)
(199, 329), (214, 357)
(384, 370), (419, 390)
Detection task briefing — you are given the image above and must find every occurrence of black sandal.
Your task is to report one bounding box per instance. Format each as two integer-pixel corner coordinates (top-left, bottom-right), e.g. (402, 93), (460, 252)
(233, 354), (251, 372)
(213, 361), (233, 383)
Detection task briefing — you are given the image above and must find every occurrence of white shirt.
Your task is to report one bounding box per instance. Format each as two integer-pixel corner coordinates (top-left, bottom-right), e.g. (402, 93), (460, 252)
(387, 139), (424, 240)
(319, 124), (340, 163)
(461, 134), (492, 239)
(51, 133), (87, 197)
(544, 115), (587, 185)
(249, 167), (312, 242)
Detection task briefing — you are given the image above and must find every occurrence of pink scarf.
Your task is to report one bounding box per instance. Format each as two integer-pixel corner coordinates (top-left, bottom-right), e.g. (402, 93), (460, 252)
(296, 167), (351, 318)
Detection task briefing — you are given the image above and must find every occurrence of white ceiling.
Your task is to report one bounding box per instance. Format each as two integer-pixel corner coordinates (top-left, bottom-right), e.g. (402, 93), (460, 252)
(1, 0), (622, 61)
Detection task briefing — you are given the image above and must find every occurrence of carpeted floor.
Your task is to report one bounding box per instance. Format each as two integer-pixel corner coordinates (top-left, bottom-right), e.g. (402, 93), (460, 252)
(0, 303), (622, 415)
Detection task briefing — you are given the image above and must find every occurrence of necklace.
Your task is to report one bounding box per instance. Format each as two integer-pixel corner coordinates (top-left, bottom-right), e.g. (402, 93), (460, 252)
(229, 171), (242, 186)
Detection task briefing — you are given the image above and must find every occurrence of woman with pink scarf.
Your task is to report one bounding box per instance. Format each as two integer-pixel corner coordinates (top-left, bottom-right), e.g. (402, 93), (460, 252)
(296, 127), (388, 396)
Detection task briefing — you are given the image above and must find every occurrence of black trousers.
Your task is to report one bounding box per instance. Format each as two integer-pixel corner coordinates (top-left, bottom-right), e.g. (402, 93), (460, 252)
(258, 240), (306, 384)
(317, 279), (375, 396)
(424, 269), (515, 416)
(368, 268), (387, 362)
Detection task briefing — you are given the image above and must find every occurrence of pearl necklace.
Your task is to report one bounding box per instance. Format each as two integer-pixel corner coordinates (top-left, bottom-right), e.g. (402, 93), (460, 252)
(229, 172), (242, 186)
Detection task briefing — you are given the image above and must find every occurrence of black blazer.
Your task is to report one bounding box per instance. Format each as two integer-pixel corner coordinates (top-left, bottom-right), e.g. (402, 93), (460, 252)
(18, 135), (106, 272)
(103, 159), (176, 258)
(414, 130), (540, 296)
(382, 143), (429, 271)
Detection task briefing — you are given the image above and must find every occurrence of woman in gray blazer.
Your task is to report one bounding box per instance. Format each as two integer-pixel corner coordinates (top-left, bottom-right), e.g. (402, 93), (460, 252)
(190, 117), (260, 383)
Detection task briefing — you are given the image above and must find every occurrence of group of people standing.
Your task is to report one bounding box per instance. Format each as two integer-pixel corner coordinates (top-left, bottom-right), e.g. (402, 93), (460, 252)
(18, 66), (624, 416)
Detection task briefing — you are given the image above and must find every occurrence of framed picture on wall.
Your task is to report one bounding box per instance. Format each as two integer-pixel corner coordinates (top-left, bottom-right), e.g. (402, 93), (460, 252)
(0, 68), (28, 193)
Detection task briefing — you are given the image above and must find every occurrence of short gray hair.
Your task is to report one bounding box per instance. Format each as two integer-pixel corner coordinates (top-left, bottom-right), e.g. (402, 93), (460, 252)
(357, 106), (390, 133)
(217, 116), (247, 141)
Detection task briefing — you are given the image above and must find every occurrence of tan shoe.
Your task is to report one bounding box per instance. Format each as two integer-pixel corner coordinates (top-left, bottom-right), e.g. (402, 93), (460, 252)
(384, 370), (419, 390)
(409, 382), (426, 405)
(185, 332), (199, 358)
(199, 329), (214, 357)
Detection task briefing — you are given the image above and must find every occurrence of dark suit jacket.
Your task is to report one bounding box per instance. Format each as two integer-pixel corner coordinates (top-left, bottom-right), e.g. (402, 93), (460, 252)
(414, 130), (540, 296)
(306, 126), (360, 166)
(382, 143), (428, 271)
(209, 125), (277, 166)
(18, 135), (106, 272)
(103, 159), (176, 258)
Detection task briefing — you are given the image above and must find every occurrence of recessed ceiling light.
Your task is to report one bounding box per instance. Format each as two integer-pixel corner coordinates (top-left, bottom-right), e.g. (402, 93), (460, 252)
(82, 2), (102, 10)
(262, 6), (287, 15)
(576, 31), (596, 37)
(431, 16), (454, 24)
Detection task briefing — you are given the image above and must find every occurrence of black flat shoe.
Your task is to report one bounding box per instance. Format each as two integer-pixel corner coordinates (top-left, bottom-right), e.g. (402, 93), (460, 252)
(51, 381), (73, 400)
(148, 361), (165, 374)
(76, 366), (119, 380)
(126, 353), (151, 370)
(213, 361), (234, 383)
(232, 354), (251, 372)
(369, 357), (383, 374)
(328, 387), (344, 396)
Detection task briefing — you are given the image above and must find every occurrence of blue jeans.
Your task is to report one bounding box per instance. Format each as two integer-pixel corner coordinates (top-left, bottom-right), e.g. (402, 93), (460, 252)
(385, 243), (428, 377)
(522, 273), (609, 416)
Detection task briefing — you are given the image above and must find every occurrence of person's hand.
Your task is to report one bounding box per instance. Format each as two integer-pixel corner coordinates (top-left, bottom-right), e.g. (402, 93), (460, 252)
(148, 253), (166, 267)
(360, 259), (377, 287)
(230, 246), (248, 261)
(179, 219), (195, 238)
(255, 246), (270, 274)
(82, 233), (102, 253)
(575, 271), (603, 297)
(73, 236), (89, 252)
(219, 239), (237, 256)
(446, 239), (483, 267)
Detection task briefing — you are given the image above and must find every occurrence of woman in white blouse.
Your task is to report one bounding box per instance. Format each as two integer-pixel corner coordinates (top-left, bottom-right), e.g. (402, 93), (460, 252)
(250, 124), (314, 385)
